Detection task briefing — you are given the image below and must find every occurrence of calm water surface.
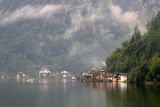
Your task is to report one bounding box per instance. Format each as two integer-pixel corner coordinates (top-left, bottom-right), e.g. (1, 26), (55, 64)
(0, 79), (160, 107)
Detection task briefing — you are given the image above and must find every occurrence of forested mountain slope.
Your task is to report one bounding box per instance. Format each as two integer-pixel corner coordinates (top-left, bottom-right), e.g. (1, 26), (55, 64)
(106, 12), (160, 82)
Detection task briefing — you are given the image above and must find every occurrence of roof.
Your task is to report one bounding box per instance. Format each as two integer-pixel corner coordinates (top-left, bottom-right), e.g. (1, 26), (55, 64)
(61, 70), (68, 74)
(39, 69), (51, 74)
(119, 73), (128, 76)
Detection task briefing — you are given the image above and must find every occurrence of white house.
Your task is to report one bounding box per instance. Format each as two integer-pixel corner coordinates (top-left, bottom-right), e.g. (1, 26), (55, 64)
(61, 70), (68, 74)
(61, 70), (69, 78)
(0, 72), (9, 79)
(17, 72), (26, 79)
(118, 73), (128, 82)
(39, 67), (51, 77)
(106, 73), (113, 81)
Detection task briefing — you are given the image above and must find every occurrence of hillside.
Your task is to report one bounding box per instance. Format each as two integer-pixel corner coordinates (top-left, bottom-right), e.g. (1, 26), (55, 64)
(106, 11), (160, 82)
(0, 0), (160, 73)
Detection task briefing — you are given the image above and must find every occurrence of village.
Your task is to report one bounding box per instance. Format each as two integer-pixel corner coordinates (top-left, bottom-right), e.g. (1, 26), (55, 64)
(77, 67), (128, 83)
(0, 66), (128, 83)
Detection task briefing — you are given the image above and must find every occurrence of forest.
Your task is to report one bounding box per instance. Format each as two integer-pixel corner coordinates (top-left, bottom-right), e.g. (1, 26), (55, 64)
(106, 11), (160, 82)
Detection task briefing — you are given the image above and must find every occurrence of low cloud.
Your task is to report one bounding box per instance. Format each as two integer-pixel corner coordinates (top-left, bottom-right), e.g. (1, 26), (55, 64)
(0, 0), (4, 3)
(57, 1), (148, 69)
(69, 41), (87, 57)
(64, 11), (84, 39)
(68, 41), (99, 57)
(0, 4), (67, 25)
(63, 1), (107, 39)
(110, 3), (146, 34)
(0, 0), (157, 71)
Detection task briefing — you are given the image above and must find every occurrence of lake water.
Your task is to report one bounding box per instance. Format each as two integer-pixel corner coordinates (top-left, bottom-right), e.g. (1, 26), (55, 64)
(0, 79), (160, 107)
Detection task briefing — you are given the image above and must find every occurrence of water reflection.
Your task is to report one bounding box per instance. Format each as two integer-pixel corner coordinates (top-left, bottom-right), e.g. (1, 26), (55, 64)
(118, 83), (127, 91)
(62, 78), (67, 84)
(0, 80), (160, 107)
(84, 82), (127, 91)
(85, 82), (160, 107)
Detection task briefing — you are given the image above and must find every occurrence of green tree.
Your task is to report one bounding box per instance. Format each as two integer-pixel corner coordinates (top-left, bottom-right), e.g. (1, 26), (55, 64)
(148, 53), (160, 81)
(130, 26), (141, 43)
(106, 11), (160, 82)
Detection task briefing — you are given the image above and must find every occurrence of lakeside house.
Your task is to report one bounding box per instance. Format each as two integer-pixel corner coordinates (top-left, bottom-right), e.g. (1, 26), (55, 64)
(61, 70), (76, 79)
(95, 70), (107, 81)
(106, 73), (113, 81)
(50, 70), (76, 80)
(0, 72), (9, 79)
(82, 72), (93, 80)
(61, 70), (69, 78)
(39, 67), (51, 77)
(81, 69), (128, 82)
(118, 73), (128, 82)
(81, 69), (108, 81)
(17, 72), (30, 79)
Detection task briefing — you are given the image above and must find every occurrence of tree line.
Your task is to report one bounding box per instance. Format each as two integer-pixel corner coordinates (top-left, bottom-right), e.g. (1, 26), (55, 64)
(106, 11), (160, 82)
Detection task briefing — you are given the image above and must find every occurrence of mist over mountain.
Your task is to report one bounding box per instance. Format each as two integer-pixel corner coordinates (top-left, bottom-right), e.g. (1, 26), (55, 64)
(0, 0), (160, 72)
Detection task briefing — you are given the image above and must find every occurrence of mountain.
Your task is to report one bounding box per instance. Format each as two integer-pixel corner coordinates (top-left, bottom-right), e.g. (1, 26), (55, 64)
(106, 11), (160, 82)
(0, 0), (160, 72)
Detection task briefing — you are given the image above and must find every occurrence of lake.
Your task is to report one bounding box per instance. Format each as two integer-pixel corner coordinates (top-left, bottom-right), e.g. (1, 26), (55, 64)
(0, 79), (160, 107)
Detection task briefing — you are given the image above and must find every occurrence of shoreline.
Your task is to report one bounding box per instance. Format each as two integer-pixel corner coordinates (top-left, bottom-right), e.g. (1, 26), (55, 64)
(144, 81), (160, 85)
